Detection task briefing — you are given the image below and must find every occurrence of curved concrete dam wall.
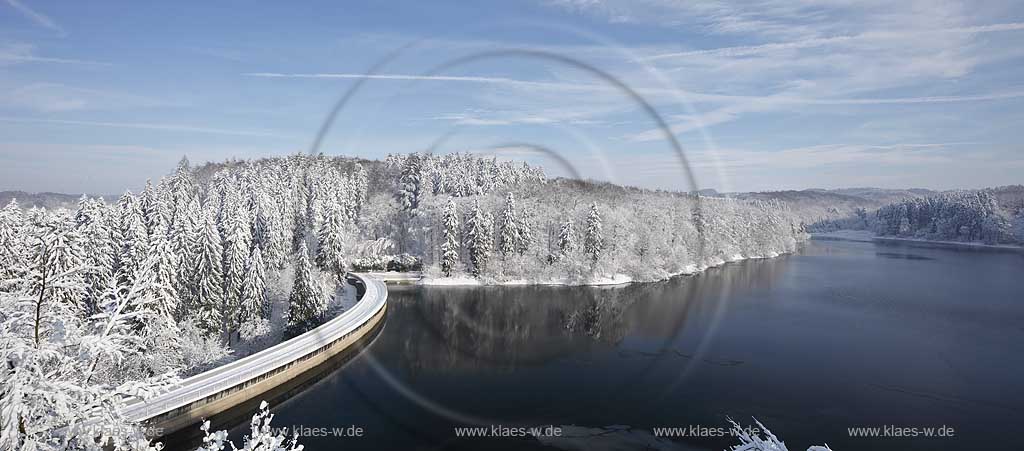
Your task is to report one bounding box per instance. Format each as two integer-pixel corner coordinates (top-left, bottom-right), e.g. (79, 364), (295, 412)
(121, 273), (388, 436)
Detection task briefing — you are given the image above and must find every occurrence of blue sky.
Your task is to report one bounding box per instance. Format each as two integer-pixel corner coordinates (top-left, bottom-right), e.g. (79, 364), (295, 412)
(2, 0), (1023, 194)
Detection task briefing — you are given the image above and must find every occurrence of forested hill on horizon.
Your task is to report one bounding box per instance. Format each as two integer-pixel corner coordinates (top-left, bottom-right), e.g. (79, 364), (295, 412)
(2, 154), (1022, 246)
(4, 153), (1020, 209)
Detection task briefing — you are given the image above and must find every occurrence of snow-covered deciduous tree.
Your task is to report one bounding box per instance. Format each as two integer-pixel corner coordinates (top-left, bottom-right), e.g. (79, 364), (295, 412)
(195, 401), (303, 451)
(518, 202), (534, 255)
(315, 202), (347, 278)
(691, 198), (710, 261)
(726, 418), (832, 451)
(286, 241), (327, 335)
(1014, 210), (1024, 242)
(584, 203), (604, 265)
(439, 199), (459, 277)
(482, 212), (495, 267)
(0, 256), (175, 451)
(351, 163), (369, 216)
(27, 212), (89, 316)
(558, 218), (575, 257)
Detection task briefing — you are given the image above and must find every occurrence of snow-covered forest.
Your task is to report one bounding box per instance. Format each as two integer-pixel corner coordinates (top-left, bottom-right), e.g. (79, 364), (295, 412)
(873, 190), (1020, 244)
(801, 188), (1024, 244)
(382, 152), (806, 283)
(0, 152), (807, 449)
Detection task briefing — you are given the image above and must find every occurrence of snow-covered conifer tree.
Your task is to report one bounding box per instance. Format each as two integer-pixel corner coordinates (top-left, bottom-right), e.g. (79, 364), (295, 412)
(138, 218), (180, 321)
(139, 179), (159, 236)
(498, 192), (520, 256)
(193, 208), (225, 336)
(0, 199), (27, 283)
(316, 201), (347, 278)
(292, 183), (313, 253)
(240, 246), (269, 323)
(440, 199), (460, 276)
(171, 193), (201, 302)
(73, 197), (116, 314)
(286, 241), (327, 334)
(115, 192), (149, 288)
(397, 153), (423, 213)
(464, 201), (492, 276)
(250, 192), (272, 253)
(222, 211), (251, 341)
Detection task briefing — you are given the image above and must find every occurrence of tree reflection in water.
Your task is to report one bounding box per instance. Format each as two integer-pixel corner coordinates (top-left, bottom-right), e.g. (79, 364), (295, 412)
(380, 255), (790, 378)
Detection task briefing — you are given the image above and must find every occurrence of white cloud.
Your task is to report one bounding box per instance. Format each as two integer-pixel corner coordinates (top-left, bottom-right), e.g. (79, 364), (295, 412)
(574, 141), (1012, 191)
(627, 90), (1024, 142)
(0, 82), (179, 113)
(0, 43), (107, 66)
(645, 22), (1024, 61)
(242, 72), (571, 90)
(0, 116), (291, 138)
(4, 0), (65, 36)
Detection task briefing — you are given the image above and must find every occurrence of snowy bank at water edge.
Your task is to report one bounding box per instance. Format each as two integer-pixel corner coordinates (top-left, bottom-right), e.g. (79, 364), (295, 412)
(813, 230), (1024, 251)
(417, 250), (795, 288)
(811, 230), (877, 243)
(419, 273), (635, 287)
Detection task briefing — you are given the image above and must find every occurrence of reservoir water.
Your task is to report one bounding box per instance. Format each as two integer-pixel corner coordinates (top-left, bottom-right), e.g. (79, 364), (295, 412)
(217, 237), (1024, 450)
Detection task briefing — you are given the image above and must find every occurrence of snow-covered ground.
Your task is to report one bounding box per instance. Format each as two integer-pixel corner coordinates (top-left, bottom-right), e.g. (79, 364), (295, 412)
(226, 273), (357, 362)
(811, 230), (877, 242)
(416, 251), (796, 288)
(363, 271), (424, 283)
(872, 235), (1024, 251)
(335, 278), (359, 309)
(419, 273), (635, 287)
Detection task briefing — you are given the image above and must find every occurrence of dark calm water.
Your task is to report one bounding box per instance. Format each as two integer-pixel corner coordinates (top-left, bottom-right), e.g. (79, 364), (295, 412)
(218, 238), (1024, 451)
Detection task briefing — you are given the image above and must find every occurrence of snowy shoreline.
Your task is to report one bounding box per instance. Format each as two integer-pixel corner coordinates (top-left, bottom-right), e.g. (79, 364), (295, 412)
(377, 250), (793, 288)
(812, 230), (1024, 251)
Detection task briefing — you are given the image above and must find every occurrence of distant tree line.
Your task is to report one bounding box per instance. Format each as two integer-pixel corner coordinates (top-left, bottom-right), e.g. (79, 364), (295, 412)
(874, 191), (1015, 244)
